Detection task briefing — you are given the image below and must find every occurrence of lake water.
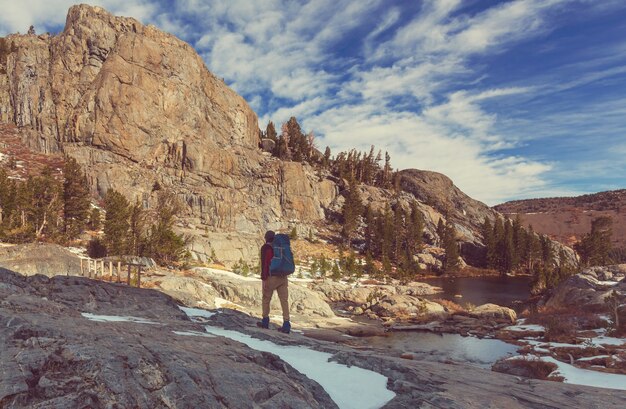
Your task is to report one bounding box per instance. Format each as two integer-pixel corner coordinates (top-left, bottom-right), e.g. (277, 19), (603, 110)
(421, 275), (533, 309)
(368, 276), (530, 367)
(368, 331), (519, 368)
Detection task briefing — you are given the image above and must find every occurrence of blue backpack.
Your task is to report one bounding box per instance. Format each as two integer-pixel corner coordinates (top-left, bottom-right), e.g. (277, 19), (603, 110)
(269, 234), (295, 276)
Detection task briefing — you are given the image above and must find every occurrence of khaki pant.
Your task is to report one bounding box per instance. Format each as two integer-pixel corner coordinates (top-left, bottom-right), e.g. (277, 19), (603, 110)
(262, 276), (290, 322)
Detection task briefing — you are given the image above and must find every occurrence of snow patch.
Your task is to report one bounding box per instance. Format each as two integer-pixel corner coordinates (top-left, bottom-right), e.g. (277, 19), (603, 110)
(173, 330), (216, 338)
(203, 325), (395, 409)
(587, 336), (625, 347)
(196, 267), (260, 282)
(541, 356), (626, 391)
(81, 313), (159, 325)
(504, 324), (545, 332)
(577, 355), (610, 362)
(179, 306), (217, 320)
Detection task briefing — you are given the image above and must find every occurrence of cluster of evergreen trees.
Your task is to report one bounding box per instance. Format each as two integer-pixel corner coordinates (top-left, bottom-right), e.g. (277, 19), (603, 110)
(481, 216), (576, 289)
(0, 157), (187, 265)
(340, 177), (429, 278)
(261, 118), (317, 163)
(96, 189), (188, 265)
(0, 158), (90, 243)
(261, 117), (397, 190)
(574, 216), (612, 267)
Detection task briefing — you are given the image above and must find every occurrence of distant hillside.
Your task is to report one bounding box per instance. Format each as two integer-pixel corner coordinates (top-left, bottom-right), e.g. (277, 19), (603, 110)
(495, 190), (626, 248)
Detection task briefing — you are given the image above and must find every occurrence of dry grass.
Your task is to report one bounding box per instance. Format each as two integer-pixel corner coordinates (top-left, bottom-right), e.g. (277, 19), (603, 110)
(434, 298), (466, 314)
(492, 357), (561, 381)
(523, 306), (608, 330)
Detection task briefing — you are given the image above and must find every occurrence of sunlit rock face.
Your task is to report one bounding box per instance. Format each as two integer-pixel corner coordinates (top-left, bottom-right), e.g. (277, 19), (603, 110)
(0, 5), (574, 266)
(0, 5), (338, 263)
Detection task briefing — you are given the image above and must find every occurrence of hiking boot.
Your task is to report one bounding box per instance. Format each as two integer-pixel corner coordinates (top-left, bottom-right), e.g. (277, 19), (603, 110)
(257, 317), (269, 329)
(277, 320), (291, 334)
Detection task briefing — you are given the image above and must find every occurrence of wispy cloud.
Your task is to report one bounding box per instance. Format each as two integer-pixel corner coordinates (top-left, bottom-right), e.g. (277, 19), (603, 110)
(1, 0), (625, 204)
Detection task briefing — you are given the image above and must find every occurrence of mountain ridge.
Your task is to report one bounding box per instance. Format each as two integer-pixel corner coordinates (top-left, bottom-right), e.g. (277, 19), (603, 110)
(495, 189), (626, 248)
(0, 4), (574, 269)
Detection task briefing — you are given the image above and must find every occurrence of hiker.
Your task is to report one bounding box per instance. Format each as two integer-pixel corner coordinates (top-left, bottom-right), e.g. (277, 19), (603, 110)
(257, 230), (293, 333)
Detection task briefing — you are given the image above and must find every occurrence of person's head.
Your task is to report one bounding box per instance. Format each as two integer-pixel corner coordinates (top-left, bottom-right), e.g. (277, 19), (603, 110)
(264, 230), (275, 243)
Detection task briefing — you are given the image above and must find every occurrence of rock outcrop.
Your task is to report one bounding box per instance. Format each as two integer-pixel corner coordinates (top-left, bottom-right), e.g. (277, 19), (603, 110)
(470, 303), (517, 323)
(545, 265), (626, 310)
(2, 268), (625, 409)
(0, 268), (338, 408)
(0, 5), (338, 264)
(0, 5), (575, 269)
(0, 243), (81, 276)
(149, 267), (336, 319)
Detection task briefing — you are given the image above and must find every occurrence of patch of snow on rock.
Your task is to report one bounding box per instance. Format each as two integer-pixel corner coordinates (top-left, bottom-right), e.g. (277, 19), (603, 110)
(540, 356), (626, 391)
(179, 306), (217, 320)
(203, 325), (396, 409)
(81, 313), (159, 325)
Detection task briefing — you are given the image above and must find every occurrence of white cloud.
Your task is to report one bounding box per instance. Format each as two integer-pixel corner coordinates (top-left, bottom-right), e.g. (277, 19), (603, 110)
(0, 1), (158, 34)
(4, 0), (618, 204)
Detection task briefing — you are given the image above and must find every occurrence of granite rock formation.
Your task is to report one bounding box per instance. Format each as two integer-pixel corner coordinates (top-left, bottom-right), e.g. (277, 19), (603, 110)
(2, 268), (625, 409)
(0, 5), (337, 264)
(0, 5), (574, 268)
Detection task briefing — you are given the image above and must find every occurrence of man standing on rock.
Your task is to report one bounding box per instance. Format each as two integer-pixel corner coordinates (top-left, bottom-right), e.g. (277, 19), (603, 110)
(257, 230), (291, 333)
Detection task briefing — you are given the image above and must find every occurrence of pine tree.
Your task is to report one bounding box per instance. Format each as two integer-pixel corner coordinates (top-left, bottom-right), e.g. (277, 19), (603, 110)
(436, 218), (445, 247)
(89, 208), (101, 231)
(481, 218), (496, 268)
(144, 191), (187, 265)
(575, 216), (612, 266)
(103, 189), (130, 256)
(406, 202), (424, 253)
(127, 200), (146, 256)
(442, 222), (460, 274)
(63, 157), (90, 239)
(363, 205), (376, 254)
(322, 146), (331, 169)
(380, 205), (394, 262)
(341, 177), (363, 244)
(501, 220), (515, 274)
(392, 205), (405, 263)
(265, 121), (278, 142)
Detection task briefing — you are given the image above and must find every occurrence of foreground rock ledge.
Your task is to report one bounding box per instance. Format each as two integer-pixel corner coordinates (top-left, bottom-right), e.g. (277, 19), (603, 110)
(1, 270), (624, 409)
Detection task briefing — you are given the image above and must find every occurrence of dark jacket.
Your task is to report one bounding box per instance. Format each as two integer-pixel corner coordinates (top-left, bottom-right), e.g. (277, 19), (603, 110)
(260, 243), (274, 280)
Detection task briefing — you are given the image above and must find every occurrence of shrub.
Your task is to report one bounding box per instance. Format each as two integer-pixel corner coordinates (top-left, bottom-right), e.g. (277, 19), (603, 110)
(87, 238), (107, 258)
(544, 316), (576, 342)
(492, 357), (560, 381)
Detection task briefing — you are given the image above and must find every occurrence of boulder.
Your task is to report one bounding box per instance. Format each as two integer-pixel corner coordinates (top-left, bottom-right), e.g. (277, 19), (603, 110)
(370, 295), (446, 319)
(470, 303), (517, 323)
(546, 270), (626, 310)
(0, 243), (81, 277)
(148, 268), (336, 319)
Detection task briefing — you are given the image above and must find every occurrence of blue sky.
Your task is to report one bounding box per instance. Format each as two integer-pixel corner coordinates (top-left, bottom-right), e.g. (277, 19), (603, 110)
(1, 0), (625, 205)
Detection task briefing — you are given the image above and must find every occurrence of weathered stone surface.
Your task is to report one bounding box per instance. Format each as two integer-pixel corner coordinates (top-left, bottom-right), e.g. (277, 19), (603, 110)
(309, 279), (439, 306)
(470, 303), (517, 323)
(0, 269), (338, 408)
(2, 268), (624, 409)
(147, 268), (336, 319)
(546, 267), (626, 310)
(0, 243), (81, 276)
(0, 5), (338, 265)
(370, 294), (446, 319)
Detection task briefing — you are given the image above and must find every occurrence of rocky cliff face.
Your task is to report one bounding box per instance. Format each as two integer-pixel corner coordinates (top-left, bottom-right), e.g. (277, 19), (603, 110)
(0, 5), (337, 263)
(0, 5), (573, 267)
(495, 190), (626, 249)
